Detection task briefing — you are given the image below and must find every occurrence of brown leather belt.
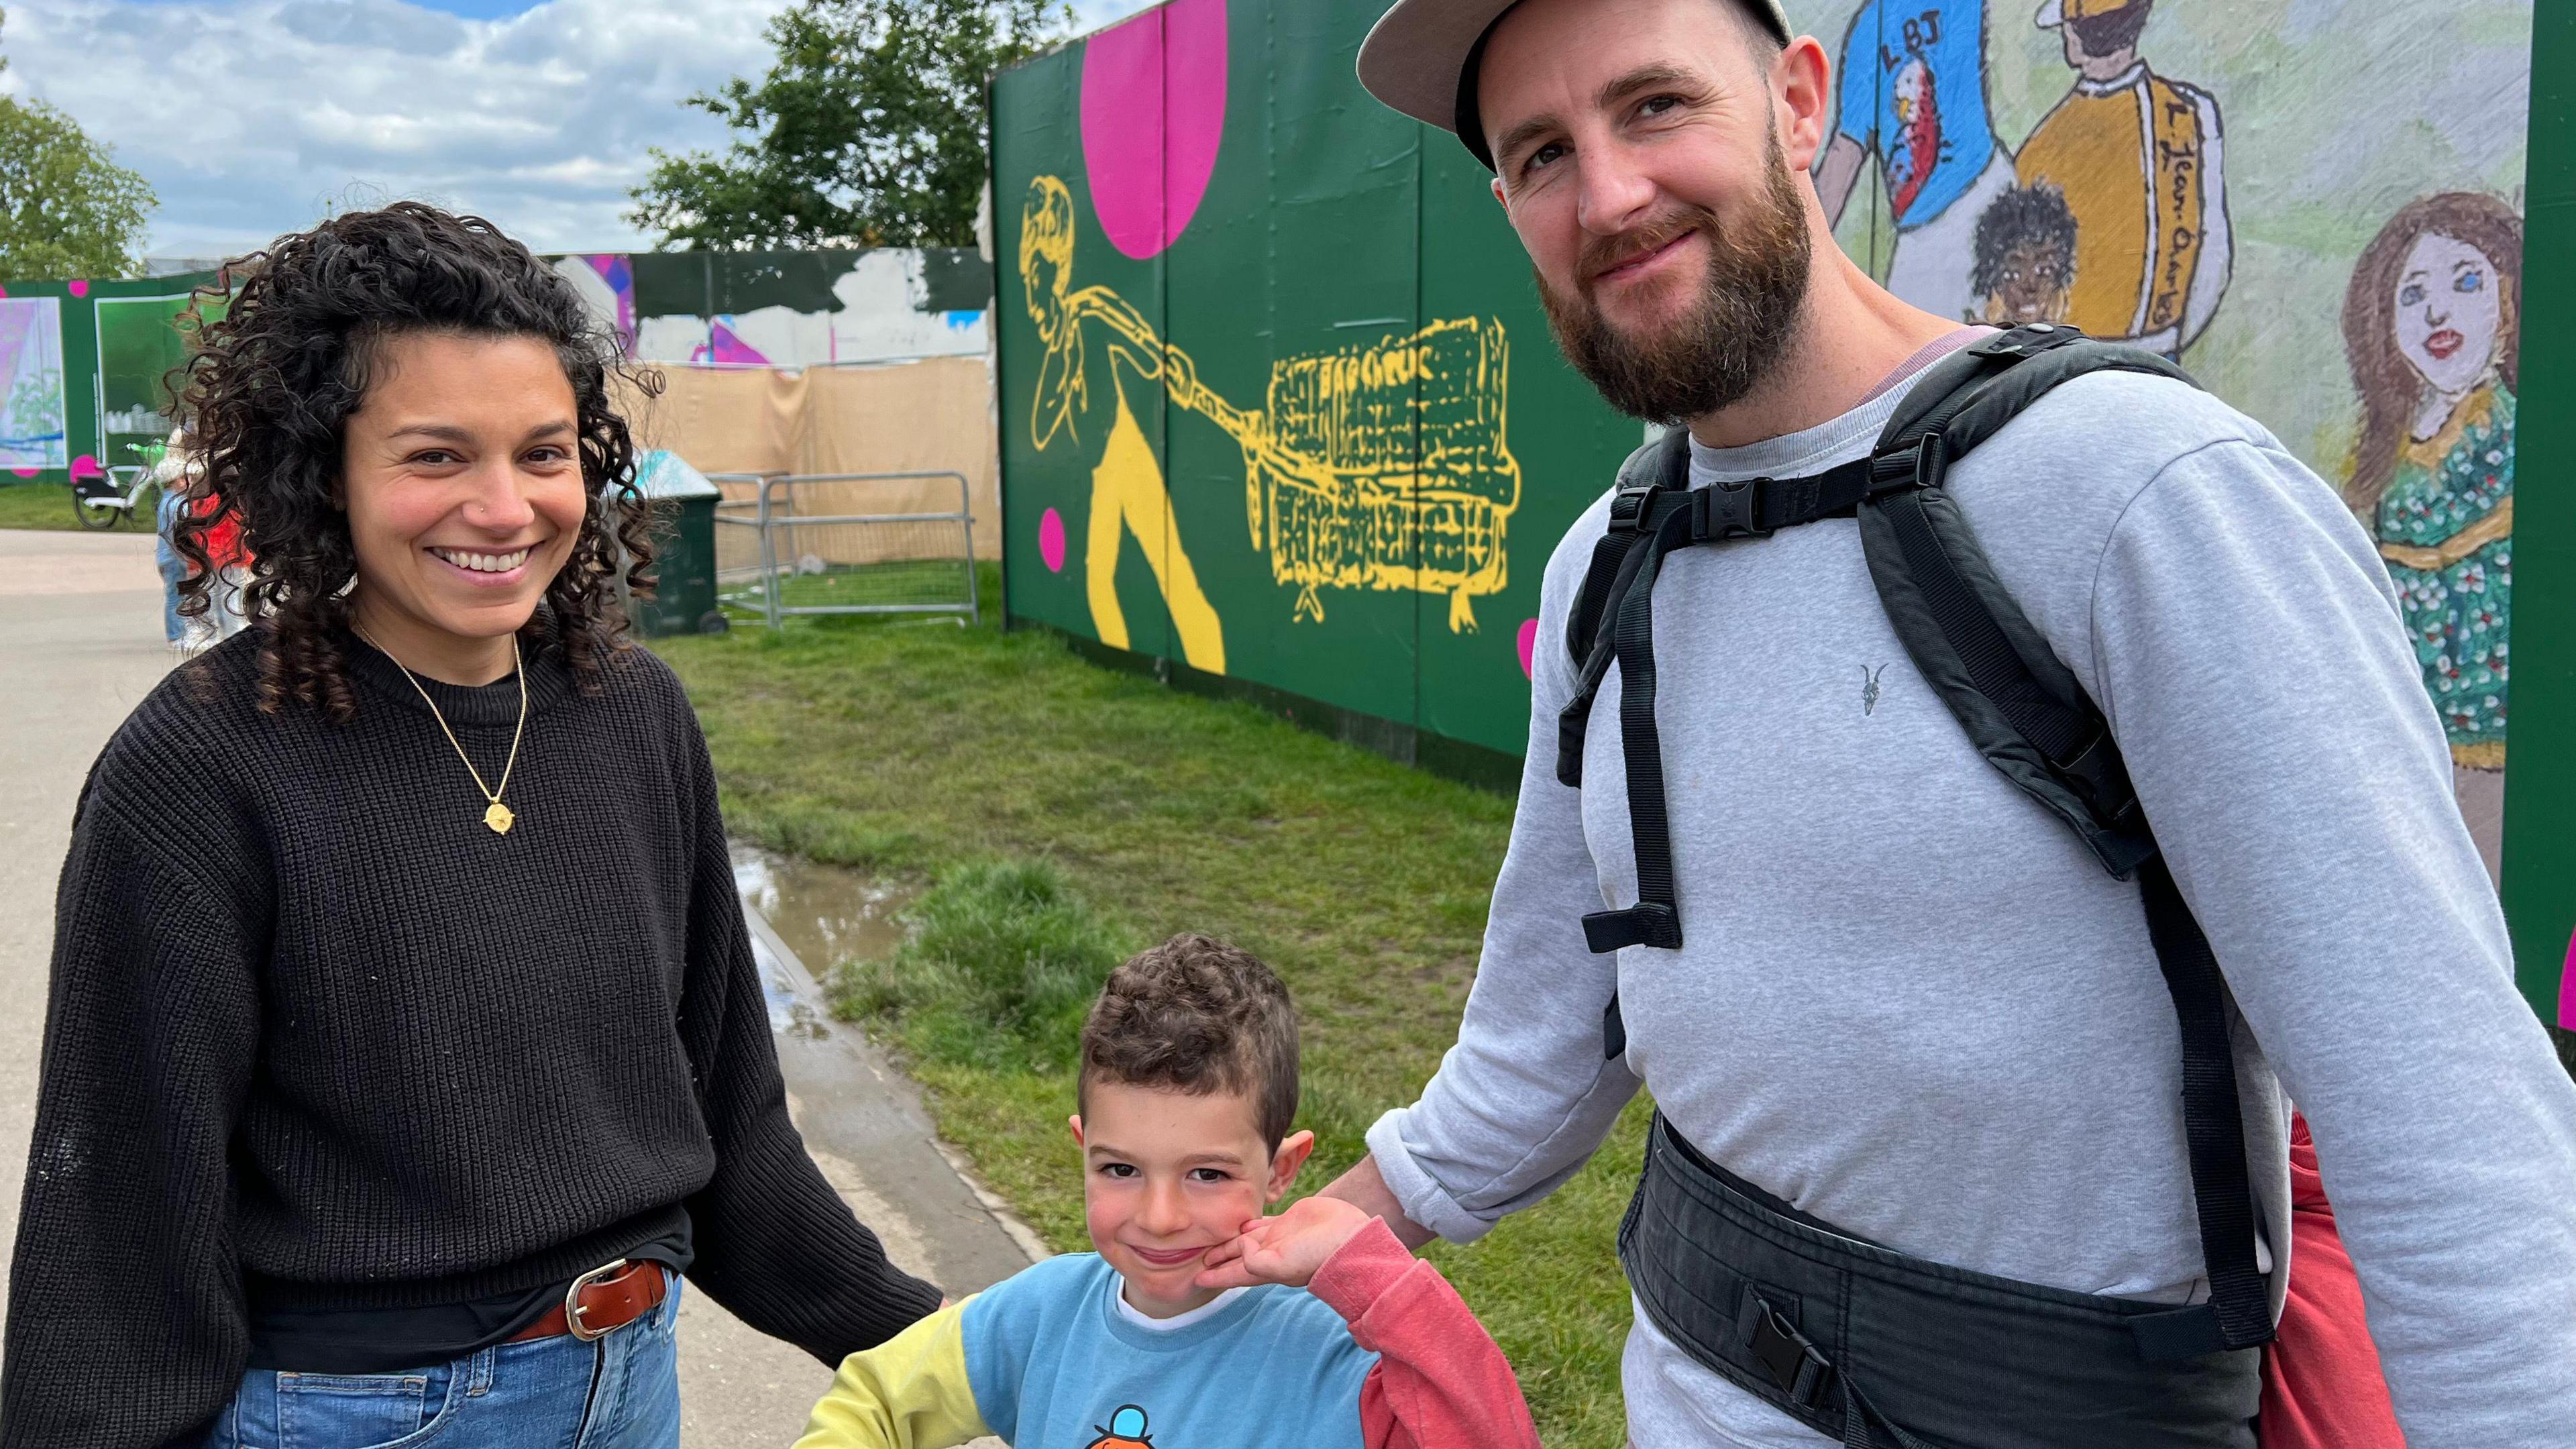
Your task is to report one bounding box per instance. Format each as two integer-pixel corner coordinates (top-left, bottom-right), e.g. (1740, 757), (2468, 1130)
(508, 1260), (669, 1344)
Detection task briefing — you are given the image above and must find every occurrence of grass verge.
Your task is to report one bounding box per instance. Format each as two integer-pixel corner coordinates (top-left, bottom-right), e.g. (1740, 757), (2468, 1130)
(0, 482), (156, 533)
(654, 586), (1647, 1446)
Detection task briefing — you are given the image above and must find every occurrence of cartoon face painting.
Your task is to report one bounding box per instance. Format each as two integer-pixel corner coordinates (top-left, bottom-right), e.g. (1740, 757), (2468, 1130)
(1089, 1404), (1155, 1449)
(2394, 231), (2506, 399)
(1971, 183), (2079, 326)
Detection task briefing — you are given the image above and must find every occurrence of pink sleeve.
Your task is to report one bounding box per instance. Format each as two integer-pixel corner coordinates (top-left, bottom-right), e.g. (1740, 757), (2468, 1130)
(1306, 1217), (1544, 1449)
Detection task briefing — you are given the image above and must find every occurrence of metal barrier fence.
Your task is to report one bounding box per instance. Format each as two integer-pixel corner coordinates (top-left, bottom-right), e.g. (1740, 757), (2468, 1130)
(710, 470), (981, 629)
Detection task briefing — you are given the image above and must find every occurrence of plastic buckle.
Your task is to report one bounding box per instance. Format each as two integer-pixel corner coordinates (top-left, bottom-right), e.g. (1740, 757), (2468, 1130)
(1696, 477), (1772, 541)
(1741, 1293), (1837, 1411)
(1912, 431), (1947, 489)
(1581, 903), (1682, 954)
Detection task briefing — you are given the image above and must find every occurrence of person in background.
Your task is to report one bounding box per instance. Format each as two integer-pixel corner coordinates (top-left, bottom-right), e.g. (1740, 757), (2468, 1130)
(2, 203), (941, 1449)
(152, 441), (195, 650)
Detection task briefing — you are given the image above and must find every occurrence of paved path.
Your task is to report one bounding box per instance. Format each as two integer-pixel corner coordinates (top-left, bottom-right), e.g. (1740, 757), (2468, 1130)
(0, 529), (1033, 1446)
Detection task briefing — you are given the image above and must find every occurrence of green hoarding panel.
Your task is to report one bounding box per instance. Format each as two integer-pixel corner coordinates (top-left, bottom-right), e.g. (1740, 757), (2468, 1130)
(999, 0), (2558, 1024)
(2506, 0), (2573, 1038)
(0, 271), (225, 488)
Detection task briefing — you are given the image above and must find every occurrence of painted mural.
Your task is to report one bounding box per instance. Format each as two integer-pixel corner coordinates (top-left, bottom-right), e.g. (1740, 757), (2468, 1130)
(997, 0), (2542, 1008)
(546, 248), (995, 368)
(1810, 0), (2527, 873)
(0, 297), (68, 473)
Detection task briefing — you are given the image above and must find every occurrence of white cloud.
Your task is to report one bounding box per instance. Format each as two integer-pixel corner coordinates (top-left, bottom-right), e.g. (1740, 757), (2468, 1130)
(1, 0), (1189, 262)
(1071, 0), (1157, 30)
(3, 0), (800, 258)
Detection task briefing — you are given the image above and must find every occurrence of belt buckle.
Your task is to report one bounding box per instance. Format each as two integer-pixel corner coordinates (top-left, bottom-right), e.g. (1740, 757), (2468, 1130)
(564, 1259), (631, 1342)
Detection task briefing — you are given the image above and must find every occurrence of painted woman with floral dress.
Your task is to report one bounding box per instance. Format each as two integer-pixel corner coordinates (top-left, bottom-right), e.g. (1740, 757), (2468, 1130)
(2340, 190), (2521, 869)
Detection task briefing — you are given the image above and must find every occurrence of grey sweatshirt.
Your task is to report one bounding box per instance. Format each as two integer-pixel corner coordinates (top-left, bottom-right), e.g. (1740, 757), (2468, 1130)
(1365, 368), (2576, 1447)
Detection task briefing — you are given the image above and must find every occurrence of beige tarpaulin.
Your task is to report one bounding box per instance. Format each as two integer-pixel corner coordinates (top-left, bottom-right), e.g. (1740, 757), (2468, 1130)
(617, 356), (1002, 564)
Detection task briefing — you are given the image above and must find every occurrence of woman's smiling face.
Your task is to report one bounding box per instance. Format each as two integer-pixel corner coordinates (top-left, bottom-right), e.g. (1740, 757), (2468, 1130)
(341, 331), (588, 673)
(2393, 231), (2504, 398)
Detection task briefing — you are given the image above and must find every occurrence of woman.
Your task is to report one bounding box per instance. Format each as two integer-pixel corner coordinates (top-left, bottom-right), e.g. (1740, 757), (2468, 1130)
(0, 205), (940, 1448)
(2339, 191), (2520, 778)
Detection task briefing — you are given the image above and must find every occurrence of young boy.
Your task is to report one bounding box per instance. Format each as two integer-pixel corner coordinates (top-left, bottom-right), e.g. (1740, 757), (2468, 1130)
(794, 934), (1542, 1449)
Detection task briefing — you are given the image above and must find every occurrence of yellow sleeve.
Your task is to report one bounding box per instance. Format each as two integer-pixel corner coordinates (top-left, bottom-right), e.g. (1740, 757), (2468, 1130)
(792, 1299), (993, 1449)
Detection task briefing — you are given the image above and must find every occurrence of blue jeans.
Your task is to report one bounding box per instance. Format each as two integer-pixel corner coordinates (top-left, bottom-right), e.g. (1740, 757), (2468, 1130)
(155, 545), (189, 644)
(203, 1275), (683, 1449)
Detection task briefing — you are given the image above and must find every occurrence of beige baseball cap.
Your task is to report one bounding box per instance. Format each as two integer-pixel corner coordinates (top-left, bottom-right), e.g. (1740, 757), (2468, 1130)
(1356, 0), (1796, 168)
(2035, 0), (2148, 25)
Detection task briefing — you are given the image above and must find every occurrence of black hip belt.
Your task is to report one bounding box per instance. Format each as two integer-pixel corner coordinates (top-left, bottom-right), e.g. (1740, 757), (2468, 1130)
(1618, 1116), (2261, 1449)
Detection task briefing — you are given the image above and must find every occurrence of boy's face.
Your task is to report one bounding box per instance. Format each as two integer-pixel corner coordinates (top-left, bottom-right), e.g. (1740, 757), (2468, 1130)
(1072, 1081), (1315, 1318)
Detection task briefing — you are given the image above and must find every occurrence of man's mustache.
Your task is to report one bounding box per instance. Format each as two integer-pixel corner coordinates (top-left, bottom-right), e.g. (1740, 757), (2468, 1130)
(1578, 208), (1719, 291)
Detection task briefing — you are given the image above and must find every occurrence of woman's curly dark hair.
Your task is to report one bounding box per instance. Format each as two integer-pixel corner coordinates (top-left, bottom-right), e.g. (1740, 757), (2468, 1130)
(168, 201), (661, 719)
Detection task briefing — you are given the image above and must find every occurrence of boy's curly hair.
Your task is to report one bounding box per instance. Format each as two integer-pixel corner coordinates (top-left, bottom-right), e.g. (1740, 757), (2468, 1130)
(168, 201), (659, 720)
(1079, 934), (1301, 1152)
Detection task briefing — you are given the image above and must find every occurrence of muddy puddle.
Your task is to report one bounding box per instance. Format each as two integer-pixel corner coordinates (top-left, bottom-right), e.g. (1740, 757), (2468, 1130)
(730, 845), (916, 1040)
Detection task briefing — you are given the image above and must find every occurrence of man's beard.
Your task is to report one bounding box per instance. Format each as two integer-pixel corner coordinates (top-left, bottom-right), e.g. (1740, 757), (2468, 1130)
(1536, 137), (1815, 425)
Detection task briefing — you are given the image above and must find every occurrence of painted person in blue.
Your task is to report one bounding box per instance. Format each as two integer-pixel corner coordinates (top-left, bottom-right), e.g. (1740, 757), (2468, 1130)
(1815, 0), (2015, 322)
(796, 936), (1541, 1449)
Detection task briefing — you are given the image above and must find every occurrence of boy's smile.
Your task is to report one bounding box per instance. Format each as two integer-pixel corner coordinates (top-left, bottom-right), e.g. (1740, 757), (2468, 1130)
(1073, 1080), (1315, 1319)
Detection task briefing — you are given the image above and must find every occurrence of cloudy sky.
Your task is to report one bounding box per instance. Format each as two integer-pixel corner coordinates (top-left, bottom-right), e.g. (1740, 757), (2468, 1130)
(1, 0), (1155, 261)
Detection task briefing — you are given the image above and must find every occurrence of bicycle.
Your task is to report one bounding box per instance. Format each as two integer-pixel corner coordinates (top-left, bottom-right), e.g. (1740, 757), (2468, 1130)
(70, 439), (171, 531)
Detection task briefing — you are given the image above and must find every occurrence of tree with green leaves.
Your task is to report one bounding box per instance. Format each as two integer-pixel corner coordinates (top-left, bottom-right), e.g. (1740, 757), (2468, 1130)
(0, 8), (156, 280)
(630, 0), (1071, 252)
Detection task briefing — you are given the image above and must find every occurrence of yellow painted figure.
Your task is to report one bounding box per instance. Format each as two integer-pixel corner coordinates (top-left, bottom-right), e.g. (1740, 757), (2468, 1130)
(1022, 176), (1227, 672)
(1020, 176), (1521, 637)
(2014, 0), (2231, 356)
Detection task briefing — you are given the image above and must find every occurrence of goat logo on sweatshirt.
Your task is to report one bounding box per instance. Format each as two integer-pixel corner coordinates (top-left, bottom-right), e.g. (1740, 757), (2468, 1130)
(1862, 663), (1890, 716)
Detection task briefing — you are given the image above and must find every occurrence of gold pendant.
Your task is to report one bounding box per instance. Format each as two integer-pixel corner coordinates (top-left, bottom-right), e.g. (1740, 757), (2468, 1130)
(484, 800), (516, 835)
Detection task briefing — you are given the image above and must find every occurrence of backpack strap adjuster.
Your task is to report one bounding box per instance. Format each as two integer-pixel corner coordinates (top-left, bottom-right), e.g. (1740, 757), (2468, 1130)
(1609, 482), (1664, 535)
(1868, 429), (1950, 493)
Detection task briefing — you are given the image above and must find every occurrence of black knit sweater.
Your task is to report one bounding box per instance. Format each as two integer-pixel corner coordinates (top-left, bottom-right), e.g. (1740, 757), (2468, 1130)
(1, 630), (941, 1447)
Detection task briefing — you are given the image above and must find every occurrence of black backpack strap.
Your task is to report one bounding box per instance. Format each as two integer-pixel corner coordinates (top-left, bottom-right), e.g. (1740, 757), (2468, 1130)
(1859, 327), (2187, 875)
(1856, 326), (2273, 1355)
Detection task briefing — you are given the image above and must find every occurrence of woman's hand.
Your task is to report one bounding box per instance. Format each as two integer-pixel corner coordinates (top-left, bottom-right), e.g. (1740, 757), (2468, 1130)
(1193, 1195), (1371, 1291)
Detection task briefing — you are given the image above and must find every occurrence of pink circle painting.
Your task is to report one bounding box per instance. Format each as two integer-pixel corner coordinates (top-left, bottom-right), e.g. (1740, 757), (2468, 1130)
(1038, 507), (1068, 574)
(69, 454), (102, 482)
(66, 280), (88, 299)
(1081, 0), (1227, 260)
(2559, 925), (2575, 1031)
(1516, 619), (1540, 678)
(11, 467), (36, 478)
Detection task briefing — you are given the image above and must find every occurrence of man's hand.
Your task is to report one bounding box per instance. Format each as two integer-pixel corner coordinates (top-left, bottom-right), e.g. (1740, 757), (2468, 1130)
(1318, 1152), (1439, 1250)
(1194, 1195), (1371, 1291)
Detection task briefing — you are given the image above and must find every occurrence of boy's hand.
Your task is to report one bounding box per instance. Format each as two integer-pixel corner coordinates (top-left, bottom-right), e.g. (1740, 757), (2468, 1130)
(1193, 1195), (1371, 1290)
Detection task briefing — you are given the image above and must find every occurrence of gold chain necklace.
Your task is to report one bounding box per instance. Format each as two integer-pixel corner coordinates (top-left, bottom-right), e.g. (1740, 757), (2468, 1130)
(356, 627), (528, 835)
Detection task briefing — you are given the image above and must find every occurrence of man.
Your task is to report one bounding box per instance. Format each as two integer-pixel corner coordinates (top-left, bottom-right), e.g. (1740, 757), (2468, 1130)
(1283, 0), (2576, 1444)
(2015, 0), (2231, 356)
(1812, 0), (2012, 323)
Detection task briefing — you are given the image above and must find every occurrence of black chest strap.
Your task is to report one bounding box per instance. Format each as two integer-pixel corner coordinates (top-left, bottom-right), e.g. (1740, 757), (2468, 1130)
(1559, 455), (1887, 953)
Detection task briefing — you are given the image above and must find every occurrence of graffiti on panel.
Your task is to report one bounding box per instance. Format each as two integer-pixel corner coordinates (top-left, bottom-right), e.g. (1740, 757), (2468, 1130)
(2341, 193), (2520, 777)
(2014, 0), (2230, 355)
(1826, 0), (2231, 354)
(1805, 0), (2529, 881)
(1821, 0), (2014, 323)
(0, 297), (67, 472)
(1021, 176), (1521, 652)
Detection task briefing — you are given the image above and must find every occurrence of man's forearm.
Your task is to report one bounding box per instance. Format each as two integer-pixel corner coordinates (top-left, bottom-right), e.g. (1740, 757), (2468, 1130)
(1321, 1153), (1440, 1250)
